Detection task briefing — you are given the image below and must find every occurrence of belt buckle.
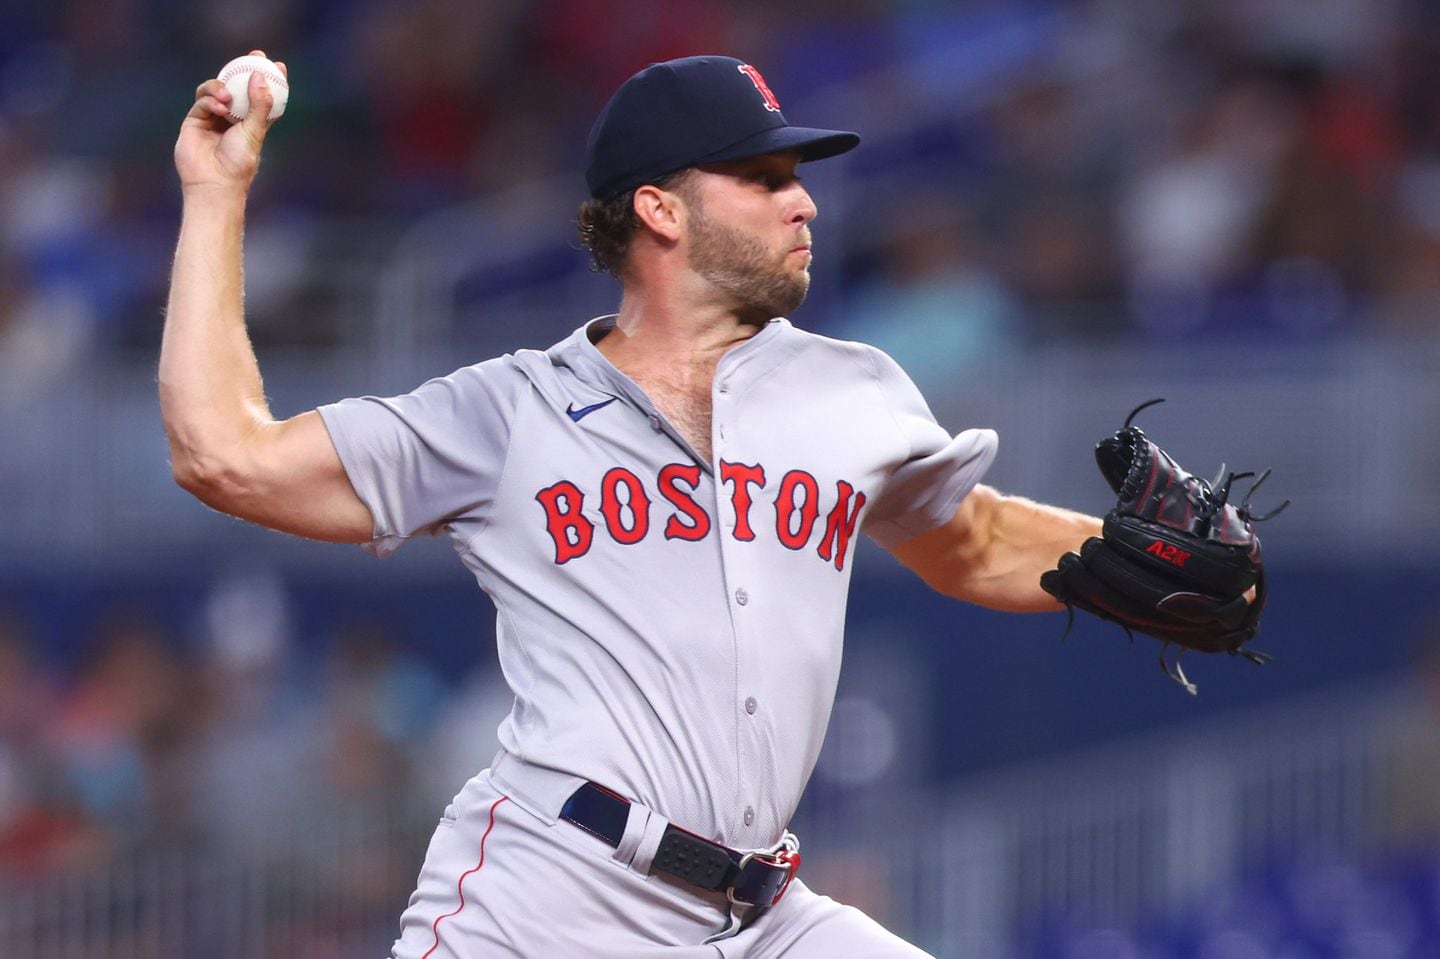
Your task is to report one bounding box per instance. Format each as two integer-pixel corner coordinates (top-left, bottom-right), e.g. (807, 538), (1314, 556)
(726, 847), (802, 907)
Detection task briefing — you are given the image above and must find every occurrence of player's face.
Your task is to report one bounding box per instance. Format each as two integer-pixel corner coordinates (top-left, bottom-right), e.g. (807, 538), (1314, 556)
(683, 152), (817, 319)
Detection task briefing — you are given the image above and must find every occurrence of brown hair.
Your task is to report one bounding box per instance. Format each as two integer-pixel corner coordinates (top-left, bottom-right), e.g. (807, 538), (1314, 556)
(576, 169), (693, 278)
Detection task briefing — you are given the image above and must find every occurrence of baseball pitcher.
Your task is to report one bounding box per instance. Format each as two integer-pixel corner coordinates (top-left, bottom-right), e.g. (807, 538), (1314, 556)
(164, 51), (1273, 958)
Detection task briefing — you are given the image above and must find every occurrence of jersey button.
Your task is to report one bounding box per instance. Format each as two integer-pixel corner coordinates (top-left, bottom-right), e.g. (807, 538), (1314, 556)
(745, 697), (757, 715)
(743, 806), (754, 827)
(648, 414), (661, 431)
(735, 588), (749, 606)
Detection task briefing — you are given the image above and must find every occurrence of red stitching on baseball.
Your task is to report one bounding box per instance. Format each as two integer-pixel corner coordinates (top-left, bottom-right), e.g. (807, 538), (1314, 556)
(421, 795), (509, 959)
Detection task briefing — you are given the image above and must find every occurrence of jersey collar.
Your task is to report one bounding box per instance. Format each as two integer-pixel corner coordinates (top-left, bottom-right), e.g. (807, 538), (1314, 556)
(548, 315), (793, 395)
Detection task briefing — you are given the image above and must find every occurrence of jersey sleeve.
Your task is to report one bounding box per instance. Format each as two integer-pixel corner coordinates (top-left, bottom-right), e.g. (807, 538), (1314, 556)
(861, 347), (998, 549)
(316, 357), (523, 557)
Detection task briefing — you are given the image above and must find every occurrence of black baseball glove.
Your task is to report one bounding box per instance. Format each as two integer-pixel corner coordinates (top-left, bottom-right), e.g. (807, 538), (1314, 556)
(1040, 399), (1288, 694)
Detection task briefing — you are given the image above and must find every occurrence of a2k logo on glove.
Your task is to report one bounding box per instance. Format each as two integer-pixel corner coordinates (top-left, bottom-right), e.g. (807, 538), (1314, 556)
(1145, 540), (1192, 567)
(535, 460), (866, 570)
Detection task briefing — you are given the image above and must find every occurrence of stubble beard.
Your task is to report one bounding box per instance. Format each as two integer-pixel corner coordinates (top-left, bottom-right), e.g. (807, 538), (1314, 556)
(686, 201), (810, 322)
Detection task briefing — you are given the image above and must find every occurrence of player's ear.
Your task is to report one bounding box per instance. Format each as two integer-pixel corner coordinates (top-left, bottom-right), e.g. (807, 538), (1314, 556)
(633, 183), (685, 242)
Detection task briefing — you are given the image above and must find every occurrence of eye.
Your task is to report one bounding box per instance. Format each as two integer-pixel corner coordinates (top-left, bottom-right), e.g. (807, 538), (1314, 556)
(753, 170), (799, 191)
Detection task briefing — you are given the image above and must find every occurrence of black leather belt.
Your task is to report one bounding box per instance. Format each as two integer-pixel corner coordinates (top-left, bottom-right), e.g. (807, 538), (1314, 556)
(559, 782), (801, 907)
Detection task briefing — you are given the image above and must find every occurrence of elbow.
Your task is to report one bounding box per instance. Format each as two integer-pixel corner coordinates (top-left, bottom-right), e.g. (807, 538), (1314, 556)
(169, 446), (254, 513)
(170, 452), (219, 500)
(168, 445), (205, 494)
(167, 431), (212, 493)
(160, 404), (278, 516)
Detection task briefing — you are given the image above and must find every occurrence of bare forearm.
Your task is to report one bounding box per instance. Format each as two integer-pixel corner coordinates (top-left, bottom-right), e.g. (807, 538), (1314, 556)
(892, 485), (1101, 612)
(958, 489), (1100, 611)
(160, 187), (273, 483)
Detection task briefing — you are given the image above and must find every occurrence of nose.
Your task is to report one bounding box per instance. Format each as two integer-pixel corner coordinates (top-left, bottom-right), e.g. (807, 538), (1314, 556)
(788, 183), (817, 226)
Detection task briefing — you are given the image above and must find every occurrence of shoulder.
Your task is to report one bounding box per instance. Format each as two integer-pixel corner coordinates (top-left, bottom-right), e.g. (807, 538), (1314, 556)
(438, 353), (527, 385)
(400, 354), (533, 407)
(324, 355), (535, 428)
(784, 326), (922, 397)
(782, 325), (898, 380)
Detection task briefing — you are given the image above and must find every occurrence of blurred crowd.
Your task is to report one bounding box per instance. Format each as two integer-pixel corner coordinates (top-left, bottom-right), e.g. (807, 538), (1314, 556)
(0, 570), (509, 885)
(3, 0), (1440, 399)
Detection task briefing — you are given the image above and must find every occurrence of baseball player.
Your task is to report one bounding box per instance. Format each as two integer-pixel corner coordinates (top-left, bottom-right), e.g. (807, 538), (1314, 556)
(164, 53), (1106, 957)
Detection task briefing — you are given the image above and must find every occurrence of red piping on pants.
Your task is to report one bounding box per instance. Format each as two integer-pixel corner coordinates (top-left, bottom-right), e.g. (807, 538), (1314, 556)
(422, 795), (510, 959)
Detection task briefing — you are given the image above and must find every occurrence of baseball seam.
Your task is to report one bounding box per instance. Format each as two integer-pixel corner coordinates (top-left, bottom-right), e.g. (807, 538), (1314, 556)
(218, 64), (288, 89)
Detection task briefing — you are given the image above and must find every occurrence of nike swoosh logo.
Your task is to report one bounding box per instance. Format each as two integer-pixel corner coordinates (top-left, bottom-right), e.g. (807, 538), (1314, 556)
(566, 397), (618, 422)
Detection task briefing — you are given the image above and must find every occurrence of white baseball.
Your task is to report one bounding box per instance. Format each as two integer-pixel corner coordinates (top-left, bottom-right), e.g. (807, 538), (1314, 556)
(216, 54), (289, 123)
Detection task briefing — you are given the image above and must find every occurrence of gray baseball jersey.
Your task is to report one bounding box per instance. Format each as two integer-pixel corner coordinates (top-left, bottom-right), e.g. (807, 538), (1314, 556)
(318, 315), (995, 851)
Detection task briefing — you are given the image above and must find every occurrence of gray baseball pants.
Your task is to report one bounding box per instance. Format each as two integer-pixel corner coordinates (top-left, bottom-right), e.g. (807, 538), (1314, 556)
(390, 770), (933, 958)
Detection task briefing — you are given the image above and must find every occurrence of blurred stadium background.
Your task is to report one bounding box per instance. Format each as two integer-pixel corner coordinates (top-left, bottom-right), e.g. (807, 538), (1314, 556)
(3, 0), (1440, 956)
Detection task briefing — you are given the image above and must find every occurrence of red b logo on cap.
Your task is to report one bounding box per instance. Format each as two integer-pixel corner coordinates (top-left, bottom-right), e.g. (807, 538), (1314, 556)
(737, 64), (781, 112)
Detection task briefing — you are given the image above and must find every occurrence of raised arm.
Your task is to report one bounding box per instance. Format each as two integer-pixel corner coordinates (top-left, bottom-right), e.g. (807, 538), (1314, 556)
(889, 484), (1101, 612)
(161, 52), (372, 543)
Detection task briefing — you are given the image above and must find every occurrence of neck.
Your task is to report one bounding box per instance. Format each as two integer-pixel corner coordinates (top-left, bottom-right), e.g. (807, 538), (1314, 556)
(598, 281), (765, 370)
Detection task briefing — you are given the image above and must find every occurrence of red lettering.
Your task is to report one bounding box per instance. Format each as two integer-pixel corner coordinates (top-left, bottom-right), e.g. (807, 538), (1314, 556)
(600, 468), (650, 545)
(774, 470), (820, 551)
(720, 461), (767, 542)
(817, 481), (866, 572)
(1146, 540), (1190, 567)
(658, 463), (711, 541)
(737, 64), (782, 112)
(539, 465), (867, 571)
(535, 481), (594, 564)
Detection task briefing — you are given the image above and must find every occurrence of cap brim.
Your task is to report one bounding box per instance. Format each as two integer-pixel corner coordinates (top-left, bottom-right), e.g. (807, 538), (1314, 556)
(591, 124), (861, 198)
(697, 125), (861, 167)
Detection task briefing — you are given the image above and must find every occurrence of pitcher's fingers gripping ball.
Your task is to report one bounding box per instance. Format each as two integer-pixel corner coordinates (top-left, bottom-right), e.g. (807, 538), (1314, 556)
(216, 54), (289, 123)
(1040, 399), (1289, 694)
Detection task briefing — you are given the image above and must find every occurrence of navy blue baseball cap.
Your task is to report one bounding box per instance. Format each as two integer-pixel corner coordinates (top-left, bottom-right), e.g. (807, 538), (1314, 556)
(584, 56), (861, 200)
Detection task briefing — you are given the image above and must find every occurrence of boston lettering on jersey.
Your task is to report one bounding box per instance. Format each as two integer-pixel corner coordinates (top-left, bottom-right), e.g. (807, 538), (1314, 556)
(535, 460), (867, 570)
